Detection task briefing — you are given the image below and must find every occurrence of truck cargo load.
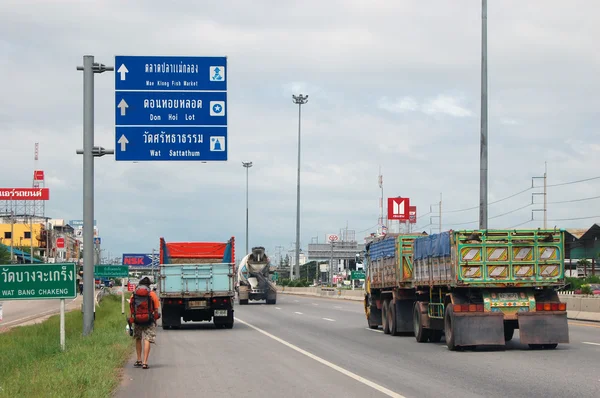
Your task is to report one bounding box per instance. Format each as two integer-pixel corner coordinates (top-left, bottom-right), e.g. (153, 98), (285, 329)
(236, 246), (277, 305)
(364, 229), (569, 350)
(159, 237), (235, 329)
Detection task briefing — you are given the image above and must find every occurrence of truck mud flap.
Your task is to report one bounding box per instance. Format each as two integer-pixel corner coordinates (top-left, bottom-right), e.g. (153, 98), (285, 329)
(517, 312), (569, 345)
(453, 312), (505, 347)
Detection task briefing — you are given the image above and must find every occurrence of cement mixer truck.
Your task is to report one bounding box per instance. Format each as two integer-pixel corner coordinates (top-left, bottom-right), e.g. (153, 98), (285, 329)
(237, 246), (277, 305)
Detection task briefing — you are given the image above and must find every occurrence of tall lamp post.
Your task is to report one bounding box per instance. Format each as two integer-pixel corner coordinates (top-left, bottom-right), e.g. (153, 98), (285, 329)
(242, 161), (253, 255)
(292, 94), (308, 280)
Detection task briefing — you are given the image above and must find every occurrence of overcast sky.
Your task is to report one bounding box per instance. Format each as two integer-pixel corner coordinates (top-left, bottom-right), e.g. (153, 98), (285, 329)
(1, 0), (598, 260)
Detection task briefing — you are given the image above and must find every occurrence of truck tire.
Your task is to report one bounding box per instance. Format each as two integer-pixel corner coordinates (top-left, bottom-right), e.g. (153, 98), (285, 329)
(266, 299), (276, 305)
(382, 300), (390, 334)
(413, 303), (430, 343)
(239, 298), (249, 305)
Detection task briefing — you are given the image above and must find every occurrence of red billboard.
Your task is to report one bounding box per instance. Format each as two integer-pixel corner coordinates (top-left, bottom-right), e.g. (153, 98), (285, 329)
(409, 206), (417, 224)
(387, 197), (410, 221)
(0, 188), (50, 200)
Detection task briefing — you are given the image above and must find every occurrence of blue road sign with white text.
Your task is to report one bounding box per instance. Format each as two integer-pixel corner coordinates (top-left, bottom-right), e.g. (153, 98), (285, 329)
(114, 56), (227, 91)
(114, 55), (227, 162)
(114, 91), (227, 126)
(115, 127), (227, 161)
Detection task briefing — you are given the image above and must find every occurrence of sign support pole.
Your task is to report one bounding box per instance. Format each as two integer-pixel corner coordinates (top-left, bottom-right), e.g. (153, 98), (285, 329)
(121, 278), (125, 315)
(60, 298), (65, 351)
(76, 55), (113, 337)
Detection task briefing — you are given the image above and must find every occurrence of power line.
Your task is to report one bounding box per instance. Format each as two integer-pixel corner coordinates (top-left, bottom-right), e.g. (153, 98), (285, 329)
(547, 176), (600, 188)
(548, 215), (600, 222)
(547, 195), (600, 205)
(444, 186), (532, 213)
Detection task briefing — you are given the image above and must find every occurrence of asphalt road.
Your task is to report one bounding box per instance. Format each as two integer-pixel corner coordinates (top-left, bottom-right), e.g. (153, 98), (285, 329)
(0, 295), (82, 329)
(115, 294), (600, 398)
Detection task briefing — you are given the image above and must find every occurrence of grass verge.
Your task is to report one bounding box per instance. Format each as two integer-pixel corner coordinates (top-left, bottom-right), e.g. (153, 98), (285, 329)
(0, 294), (134, 398)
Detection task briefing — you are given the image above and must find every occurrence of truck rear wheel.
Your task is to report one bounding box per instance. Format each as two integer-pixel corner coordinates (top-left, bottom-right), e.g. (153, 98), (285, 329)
(239, 298), (248, 305)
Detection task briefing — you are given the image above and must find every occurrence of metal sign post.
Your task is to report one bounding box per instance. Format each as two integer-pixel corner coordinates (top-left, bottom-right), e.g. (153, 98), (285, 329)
(76, 55), (114, 337)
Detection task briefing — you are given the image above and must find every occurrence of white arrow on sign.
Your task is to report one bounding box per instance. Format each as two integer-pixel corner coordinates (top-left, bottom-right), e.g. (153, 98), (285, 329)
(117, 64), (129, 81)
(118, 134), (129, 151)
(117, 99), (129, 116)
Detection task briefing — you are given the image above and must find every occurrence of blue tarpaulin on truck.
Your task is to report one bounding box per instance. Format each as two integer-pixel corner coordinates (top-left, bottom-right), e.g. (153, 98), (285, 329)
(413, 232), (451, 260)
(368, 237), (396, 261)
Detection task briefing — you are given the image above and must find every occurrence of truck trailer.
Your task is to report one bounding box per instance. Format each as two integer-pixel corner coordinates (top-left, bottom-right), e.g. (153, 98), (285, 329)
(159, 237), (236, 329)
(364, 229), (569, 350)
(237, 246), (277, 305)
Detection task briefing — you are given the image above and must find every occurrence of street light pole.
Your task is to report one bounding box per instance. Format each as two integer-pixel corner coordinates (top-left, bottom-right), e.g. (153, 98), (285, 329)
(292, 94), (308, 280)
(479, 0), (489, 230)
(242, 161), (253, 255)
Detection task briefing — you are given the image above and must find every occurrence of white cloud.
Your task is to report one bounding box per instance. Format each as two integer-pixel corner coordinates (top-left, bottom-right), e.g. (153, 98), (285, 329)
(421, 95), (473, 118)
(377, 96), (419, 113)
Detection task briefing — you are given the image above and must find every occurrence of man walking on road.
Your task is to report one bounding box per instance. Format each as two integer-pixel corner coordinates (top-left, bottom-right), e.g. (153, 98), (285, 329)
(130, 276), (160, 369)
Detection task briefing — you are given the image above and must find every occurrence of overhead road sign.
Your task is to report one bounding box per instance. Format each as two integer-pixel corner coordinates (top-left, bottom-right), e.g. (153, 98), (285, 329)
(0, 263), (77, 300)
(115, 55), (227, 162)
(94, 265), (129, 278)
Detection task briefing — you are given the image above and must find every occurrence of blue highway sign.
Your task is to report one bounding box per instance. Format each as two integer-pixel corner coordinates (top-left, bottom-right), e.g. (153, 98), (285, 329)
(114, 55), (227, 162)
(115, 127), (227, 161)
(114, 56), (226, 91)
(114, 91), (227, 126)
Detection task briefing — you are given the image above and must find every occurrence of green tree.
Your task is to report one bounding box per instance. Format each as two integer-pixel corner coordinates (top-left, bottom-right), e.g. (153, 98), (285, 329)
(0, 244), (11, 264)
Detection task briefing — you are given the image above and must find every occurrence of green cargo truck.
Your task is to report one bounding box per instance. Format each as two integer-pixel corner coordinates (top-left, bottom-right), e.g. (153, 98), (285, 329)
(364, 229), (569, 350)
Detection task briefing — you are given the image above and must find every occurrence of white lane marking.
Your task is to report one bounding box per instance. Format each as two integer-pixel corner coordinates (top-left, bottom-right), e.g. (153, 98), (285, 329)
(294, 300), (299, 302)
(275, 307), (282, 310)
(366, 328), (383, 333)
(295, 312), (303, 315)
(312, 303), (319, 306)
(582, 342), (600, 346)
(323, 318), (335, 322)
(236, 317), (406, 398)
(334, 306), (342, 309)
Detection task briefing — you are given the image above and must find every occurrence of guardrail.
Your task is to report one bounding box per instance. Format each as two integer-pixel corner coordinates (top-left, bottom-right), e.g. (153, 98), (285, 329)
(278, 287), (600, 322)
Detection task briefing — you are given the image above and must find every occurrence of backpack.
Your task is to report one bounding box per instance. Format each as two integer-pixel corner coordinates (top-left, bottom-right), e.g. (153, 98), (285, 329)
(129, 285), (159, 325)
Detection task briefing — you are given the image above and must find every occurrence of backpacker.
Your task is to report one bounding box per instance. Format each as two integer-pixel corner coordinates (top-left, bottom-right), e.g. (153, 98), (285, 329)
(129, 285), (155, 325)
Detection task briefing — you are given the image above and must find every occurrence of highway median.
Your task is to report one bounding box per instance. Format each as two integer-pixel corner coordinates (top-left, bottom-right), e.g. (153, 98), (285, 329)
(0, 293), (133, 398)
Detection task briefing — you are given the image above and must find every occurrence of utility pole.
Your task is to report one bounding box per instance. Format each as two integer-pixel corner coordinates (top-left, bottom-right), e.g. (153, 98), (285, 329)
(292, 94), (308, 280)
(76, 55), (114, 337)
(9, 202), (14, 263)
(479, 0), (489, 230)
(430, 194), (443, 234)
(532, 162), (548, 229)
(439, 193), (443, 232)
(242, 161), (253, 255)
